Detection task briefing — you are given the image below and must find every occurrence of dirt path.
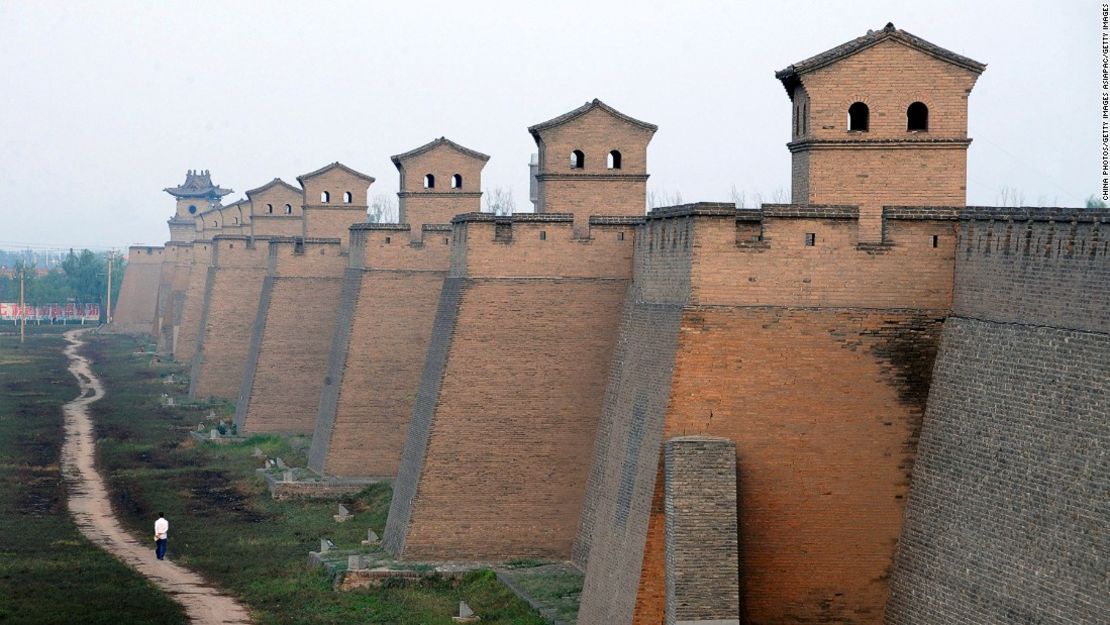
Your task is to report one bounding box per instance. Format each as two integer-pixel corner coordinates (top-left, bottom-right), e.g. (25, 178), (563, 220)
(60, 329), (253, 625)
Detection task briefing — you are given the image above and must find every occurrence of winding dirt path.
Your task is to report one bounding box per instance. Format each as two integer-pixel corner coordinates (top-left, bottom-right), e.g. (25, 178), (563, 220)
(60, 329), (252, 625)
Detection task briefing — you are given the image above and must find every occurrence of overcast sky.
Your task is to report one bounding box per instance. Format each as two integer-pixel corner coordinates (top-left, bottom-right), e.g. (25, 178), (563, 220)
(0, 0), (1097, 249)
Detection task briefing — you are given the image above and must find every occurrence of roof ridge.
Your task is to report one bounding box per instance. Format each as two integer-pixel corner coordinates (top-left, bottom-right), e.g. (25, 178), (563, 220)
(390, 137), (491, 168)
(528, 98), (658, 137)
(296, 162), (376, 185)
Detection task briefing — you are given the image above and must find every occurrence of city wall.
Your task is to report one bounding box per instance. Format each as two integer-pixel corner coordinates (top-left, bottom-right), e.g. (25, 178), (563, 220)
(885, 210), (1108, 625)
(383, 214), (639, 560)
(188, 235), (272, 400)
(110, 245), (164, 334)
(576, 205), (958, 625)
(308, 223), (453, 478)
(233, 238), (348, 434)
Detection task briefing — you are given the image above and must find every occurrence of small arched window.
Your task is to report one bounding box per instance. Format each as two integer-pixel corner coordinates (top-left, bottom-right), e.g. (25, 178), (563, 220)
(233, 217), (239, 225)
(266, 203), (273, 214)
(848, 102), (869, 132)
(343, 191), (352, 203)
(424, 174), (435, 189)
(570, 150), (584, 169)
(321, 191), (330, 203)
(907, 102), (929, 132)
(451, 174), (462, 189)
(284, 204), (292, 214)
(608, 150), (622, 169)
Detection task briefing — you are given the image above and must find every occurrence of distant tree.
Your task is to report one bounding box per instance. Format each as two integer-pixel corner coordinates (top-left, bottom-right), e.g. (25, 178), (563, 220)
(997, 186), (1025, 207)
(485, 187), (516, 216)
(1085, 195), (1107, 209)
(730, 184), (747, 209)
(368, 194), (398, 223)
(62, 249), (105, 304)
(28, 268), (73, 305)
(647, 187), (683, 209)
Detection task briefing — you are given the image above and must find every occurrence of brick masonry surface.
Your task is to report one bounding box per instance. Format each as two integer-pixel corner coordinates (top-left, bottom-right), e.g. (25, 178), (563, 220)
(384, 276), (629, 560)
(173, 240), (214, 363)
(577, 209), (949, 625)
(234, 241), (347, 433)
(110, 246), (164, 333)
(664, 436), (740, 625)
(188, 238), (271, 400)
(885, 214), (1109, 624)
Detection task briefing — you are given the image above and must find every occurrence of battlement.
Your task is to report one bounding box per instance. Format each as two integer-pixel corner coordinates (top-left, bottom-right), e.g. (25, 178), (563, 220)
(633, 202), (958, 309)
(447, 212), (639, 279)
(348, 223), (453, 271)
(266, 237), (347, 276)
(209, 235), (273, 268)
(127, 246), (164, 263)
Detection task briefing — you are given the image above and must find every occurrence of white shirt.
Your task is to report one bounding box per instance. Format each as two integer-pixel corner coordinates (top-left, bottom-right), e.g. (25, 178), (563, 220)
(154, 517), (169, 540)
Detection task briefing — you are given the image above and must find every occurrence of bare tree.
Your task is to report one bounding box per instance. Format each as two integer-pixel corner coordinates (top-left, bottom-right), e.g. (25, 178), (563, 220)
(368, 194), (398, 223)
(997, 186), (1025, 207)
(771, 187), (788, 203)
(647, 186), (683, 210)
(484, 187), (516, 216)
(730, 184), (747, 209)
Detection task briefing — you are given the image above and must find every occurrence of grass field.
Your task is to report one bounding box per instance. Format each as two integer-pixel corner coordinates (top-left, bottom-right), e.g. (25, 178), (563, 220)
(0, 326), (188, 625)
(80, 331), (548, 625)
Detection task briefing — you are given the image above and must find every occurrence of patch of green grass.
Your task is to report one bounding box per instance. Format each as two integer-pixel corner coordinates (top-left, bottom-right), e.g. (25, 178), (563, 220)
(0, 331), (188, 625)
(84, 333), (548, 625)
(499, 564), (583, 624)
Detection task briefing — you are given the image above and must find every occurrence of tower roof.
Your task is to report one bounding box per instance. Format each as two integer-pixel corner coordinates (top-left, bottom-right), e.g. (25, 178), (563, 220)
(528, 98), (658, 140)
(164, 169), (233, 199)
(244, 178), (301, 198)
(390, 137), (491, 170)
(775, 22), (986, 97)
(296, 161), (375, 186)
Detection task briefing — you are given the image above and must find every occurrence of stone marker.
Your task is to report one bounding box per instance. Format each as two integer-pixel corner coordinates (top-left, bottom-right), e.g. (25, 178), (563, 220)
(320, 538), (335, 553)
(275, 457), (287, 470)
(333, 503), (353, 523)
(282, 470), (294, 483)
(361, 529), (380, 546)
(452, 601), (479, 623)
(210, 429), (219, 439)
(347, 554), (365, 570)
(166, 396), (175, 406)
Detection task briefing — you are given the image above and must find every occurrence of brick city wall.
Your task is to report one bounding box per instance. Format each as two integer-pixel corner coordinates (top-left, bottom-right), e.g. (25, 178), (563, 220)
(309, 224), (452, 478)
(110, 246), (164, 334)
(384, 216), (638, 560)
(234, 239), (347, 434)
(885, 210), (1108, 625)
(664, 436), (740, 625)
(156, 242), (194, 352)
(577, 206), (953, 625)
(173, 239), (215, 363)
(188, 236), (271, 400)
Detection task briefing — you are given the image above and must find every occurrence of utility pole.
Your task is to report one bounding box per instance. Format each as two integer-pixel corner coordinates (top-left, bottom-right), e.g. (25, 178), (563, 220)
(19, 266), (25, 344)
(105, 250), (113, 325)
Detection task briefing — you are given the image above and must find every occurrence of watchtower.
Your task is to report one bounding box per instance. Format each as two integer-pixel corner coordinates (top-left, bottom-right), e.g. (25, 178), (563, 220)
(391, 137), (489, 238)
(296, 162), (375, 245)
(164, 170), (233, 243)
(776, 23), (985, 240)
(528, 99), (656, 235)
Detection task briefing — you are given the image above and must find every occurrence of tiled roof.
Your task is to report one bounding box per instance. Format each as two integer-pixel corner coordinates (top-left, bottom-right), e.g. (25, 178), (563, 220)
(775, 23), (986, 97)
(390, 137), (490, 169)
(164, 169), (233, 198)
(528, 99), (657, 138)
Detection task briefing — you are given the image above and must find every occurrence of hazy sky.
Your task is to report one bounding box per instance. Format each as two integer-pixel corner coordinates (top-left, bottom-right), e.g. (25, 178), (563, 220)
(0, 0), (1097, 249)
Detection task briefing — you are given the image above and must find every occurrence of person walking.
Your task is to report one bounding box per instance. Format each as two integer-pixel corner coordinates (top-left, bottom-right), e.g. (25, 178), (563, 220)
(154, 512), (169, 560)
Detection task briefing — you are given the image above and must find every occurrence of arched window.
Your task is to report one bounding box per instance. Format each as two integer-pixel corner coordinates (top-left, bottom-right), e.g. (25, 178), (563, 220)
(266, 203), (274, 214)
(424, 174), (435, 189)
(343, 191), (352, 203)
(848, 102), (869, 132)
(907, 101), (929, 131)
(451, 174), (462, 189)
(233, 217), (239, 225)
(570, 149), (584, 169)
(321, 191), (330, 203)
(801, 102), (807, 134)
(284, 203), (292, 214)
(608, 150), (622, 169)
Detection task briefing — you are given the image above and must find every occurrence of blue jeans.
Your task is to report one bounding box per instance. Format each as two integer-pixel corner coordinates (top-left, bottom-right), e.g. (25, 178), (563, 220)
(156, 538), (167, 560)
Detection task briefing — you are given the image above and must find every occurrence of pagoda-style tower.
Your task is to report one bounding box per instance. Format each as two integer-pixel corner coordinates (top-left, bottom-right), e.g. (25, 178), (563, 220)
(164, 169), (233, 242)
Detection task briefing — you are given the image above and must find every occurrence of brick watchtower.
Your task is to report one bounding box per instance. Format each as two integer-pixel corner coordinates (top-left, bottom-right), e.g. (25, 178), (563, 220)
(391, 137), (489, 238)
(776, 23), (985, 240)
(164, 170), (233, 243)
(295, 162), (375, 245)
(529, 99), (657, 234)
